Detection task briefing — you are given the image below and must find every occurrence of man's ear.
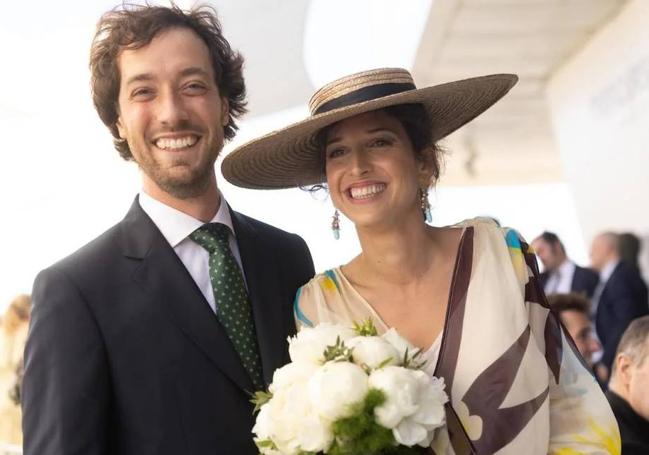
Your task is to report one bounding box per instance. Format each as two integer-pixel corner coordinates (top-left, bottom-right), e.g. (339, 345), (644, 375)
(616, 353), (633, 387)
(116, 116), (126, 139)
(221, 97), (229, 127)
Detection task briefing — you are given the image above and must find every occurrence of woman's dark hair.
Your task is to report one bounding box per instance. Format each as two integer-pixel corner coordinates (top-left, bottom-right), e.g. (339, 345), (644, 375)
(89, 4), (246, 160)
(312, 103), (445, 190)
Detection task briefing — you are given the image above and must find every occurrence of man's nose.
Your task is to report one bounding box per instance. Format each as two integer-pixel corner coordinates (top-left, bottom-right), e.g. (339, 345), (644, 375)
(590, 336), (602, 352)
(156, 90), (189, 127)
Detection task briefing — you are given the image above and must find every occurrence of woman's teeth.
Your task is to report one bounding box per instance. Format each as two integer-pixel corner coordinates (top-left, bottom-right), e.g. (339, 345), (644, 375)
(349, 183), (386, 200)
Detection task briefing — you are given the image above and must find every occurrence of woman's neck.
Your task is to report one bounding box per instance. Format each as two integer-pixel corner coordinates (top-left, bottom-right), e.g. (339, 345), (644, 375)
(352, 212), (441, 286)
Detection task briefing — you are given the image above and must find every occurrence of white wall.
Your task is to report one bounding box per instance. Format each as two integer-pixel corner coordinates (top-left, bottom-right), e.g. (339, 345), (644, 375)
(547, 0), (649, 280)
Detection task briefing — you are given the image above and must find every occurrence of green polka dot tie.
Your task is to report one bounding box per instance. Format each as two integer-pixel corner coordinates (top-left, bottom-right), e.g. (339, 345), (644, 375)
(190, 223), (264, 390)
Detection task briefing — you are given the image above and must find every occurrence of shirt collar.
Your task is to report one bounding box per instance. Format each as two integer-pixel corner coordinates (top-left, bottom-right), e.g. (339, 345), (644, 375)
(139, 190), (235, 248)
(600, 259), (619, 283)
(557, 259), (576, 275)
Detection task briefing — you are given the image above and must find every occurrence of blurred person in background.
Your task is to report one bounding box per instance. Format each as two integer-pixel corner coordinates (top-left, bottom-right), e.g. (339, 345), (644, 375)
(547, 293), (600, 367)
(532, 231), (599, 298)
(591, 232), (648, 381)
(618, 232), (641, 273)
(0, 294), (31, 446)
(606, 316), (649, 454)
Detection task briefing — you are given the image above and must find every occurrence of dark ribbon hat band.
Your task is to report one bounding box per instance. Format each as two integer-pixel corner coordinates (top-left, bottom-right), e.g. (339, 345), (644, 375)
(313, 82), (416, 115)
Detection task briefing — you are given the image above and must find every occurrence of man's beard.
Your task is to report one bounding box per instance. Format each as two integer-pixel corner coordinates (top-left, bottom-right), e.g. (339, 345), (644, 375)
(138, 137), (222, 200)
(152, 160), (214, 199)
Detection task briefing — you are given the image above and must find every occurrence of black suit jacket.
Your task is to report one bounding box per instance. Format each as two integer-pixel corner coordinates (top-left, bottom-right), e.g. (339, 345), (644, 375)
(538, 264), (599, 298)
(606, 391), (649, 454)
(596, 262), (649, 370)
(22, 198), (315, 455)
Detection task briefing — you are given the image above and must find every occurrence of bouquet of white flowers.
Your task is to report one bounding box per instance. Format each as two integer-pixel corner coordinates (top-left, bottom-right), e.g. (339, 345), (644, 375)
(252, 320), (448, 455)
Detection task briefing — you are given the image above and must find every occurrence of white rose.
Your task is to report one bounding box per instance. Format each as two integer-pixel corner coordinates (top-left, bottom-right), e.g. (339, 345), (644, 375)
(288, 323), (356, 365)
(308, 361), (369, 420)
(348, 336), (399, 370)
(369, 367), (447, 447)
(381, 328), (419, 366)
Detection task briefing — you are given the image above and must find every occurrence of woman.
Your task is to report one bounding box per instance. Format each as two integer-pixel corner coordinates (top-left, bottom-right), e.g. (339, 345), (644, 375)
(222, 68), (619, 454)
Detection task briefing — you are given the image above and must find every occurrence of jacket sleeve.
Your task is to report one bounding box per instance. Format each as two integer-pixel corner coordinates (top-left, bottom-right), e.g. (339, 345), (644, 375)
(22, 266), (110, 455)
(599, 271), (649, 370)
(506, 228), (621, 455)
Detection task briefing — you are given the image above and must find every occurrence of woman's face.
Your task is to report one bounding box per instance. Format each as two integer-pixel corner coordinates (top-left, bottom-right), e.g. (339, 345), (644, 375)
(324, 110), (432, 230)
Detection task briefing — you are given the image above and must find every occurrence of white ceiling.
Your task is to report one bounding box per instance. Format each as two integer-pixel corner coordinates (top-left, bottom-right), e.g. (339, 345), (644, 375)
(412, 0), (629, 185)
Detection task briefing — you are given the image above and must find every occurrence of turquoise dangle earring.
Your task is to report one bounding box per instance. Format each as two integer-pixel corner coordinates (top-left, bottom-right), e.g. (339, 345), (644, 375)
(420, 188), (432, 223)
(331, 209), (340, 240)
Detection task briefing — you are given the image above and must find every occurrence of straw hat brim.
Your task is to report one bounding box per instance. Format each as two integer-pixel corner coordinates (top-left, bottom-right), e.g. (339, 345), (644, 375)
(222, 73), (518, 189)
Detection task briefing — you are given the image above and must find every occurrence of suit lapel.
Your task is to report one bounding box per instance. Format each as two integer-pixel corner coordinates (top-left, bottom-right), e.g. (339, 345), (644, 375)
(120, 198), (254, 392)
(231, 209), (288, 386)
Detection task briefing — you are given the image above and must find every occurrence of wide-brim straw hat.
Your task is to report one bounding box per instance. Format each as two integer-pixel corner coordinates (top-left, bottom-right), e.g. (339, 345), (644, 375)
(222, 68), (518, 189)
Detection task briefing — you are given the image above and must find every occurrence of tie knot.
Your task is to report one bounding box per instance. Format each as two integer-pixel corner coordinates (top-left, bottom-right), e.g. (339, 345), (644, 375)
(190, 223), (230, 253)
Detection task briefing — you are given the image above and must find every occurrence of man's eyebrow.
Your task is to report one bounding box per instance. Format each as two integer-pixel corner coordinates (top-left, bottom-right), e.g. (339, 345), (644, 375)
(124, 73), (154, 86)
(179, 67), (211, 78)
(124, 67), (210, 86)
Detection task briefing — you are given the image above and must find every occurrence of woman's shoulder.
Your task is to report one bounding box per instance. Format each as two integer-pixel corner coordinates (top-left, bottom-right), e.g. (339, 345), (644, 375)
(453, 216), (528, 246)
(294, 268), (344, 328)
(456, 217), (535, 285)
(298, 268), (343, 296)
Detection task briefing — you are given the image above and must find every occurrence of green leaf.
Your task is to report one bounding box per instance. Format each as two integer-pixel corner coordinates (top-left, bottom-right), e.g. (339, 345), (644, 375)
(323, 336), (354, 363)
(353, 319), (379, 337)
(250, 390), (273, 414)
(402, 347), (426, 370)
(327, 388), (426, 454)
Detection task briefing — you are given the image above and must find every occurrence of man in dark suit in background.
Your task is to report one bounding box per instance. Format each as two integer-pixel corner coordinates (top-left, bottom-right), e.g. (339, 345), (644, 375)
(532, 231), (599, 298)
(591, 232), (648, 377)
(606, 316), (649, 454)
(22, 5), (314, 455)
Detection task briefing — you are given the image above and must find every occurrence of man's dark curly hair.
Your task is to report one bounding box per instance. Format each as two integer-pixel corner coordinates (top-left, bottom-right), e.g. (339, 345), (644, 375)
(90, 3), (247, 160)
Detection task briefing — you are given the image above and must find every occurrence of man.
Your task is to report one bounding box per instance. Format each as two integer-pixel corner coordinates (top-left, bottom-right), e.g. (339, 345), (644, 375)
(591, 232), (648, 374)
(532, 231), (599, 298)
(607, 316), (649, 454)
(22, 5), (314, 455)
(547, 293), (600, 367)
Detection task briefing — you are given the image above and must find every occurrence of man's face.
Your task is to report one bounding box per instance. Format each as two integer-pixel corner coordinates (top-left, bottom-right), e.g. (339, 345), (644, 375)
(620, 340), (649, 422)
(589, 235), (611, 272)
(560, 310), (600, 366)
(116, 27), (229, 199)
(532, 238), (561, 272)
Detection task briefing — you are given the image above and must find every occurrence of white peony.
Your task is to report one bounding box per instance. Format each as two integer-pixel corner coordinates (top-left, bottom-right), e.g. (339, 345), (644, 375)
(348, 335), (399, 370)
(369, 366), (448, 447)
(254, 374), (333, 454)
(288, 323), (356, 365)
(268, 361), (319, 394)
(308, 361), (369, 421)
(381, 328), (419, 365)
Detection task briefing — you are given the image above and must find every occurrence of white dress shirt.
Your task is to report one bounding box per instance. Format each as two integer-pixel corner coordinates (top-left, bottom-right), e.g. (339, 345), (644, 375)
(543, 260), (577, 295)
(139, 190), (246, 314)
(591, 260), (619, 317)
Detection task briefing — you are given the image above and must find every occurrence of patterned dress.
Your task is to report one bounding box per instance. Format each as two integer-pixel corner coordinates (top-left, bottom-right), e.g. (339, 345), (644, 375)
(294, 218), (620, 455)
